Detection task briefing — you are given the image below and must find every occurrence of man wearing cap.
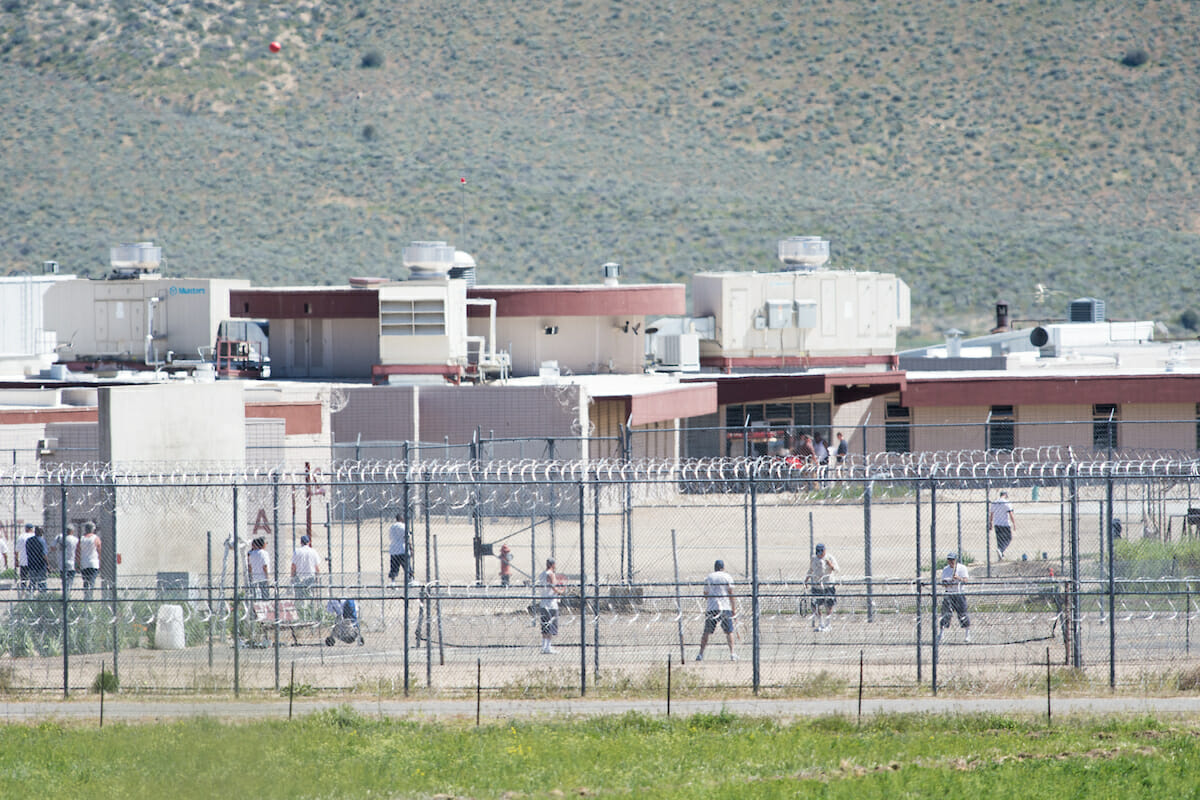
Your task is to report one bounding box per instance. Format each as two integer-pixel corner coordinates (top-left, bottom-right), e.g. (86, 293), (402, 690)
(291, 534), (322, 603)
(247, 536), (271, 600)
(16, 522), (35, 597)
(805, 543), (839, 632)
(938, 551), (971, 643)
(696, 559), (738, 661)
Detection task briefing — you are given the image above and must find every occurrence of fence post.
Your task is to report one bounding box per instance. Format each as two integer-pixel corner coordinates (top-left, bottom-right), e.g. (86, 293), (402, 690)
(593, 472), (601, 680)
(915, 482), (922, 686)
(578, 476), (587, 697)
(207, 531), (213, 669)
(930, 482), (938, 695)
(750, 459), (760, 694)
(1069, 476), (1082, 669)
(60, 481), (69, 698)
(1107, 475), (1116, 689)
(233, 483), (240, 697)
(864, 480), (874, 623)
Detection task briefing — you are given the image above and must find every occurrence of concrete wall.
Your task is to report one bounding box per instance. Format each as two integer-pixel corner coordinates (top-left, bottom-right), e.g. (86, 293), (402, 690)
(96, 383), (247, 579)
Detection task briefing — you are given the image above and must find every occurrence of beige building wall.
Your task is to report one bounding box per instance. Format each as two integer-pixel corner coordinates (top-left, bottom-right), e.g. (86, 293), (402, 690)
(486, 316), (647, 378)
(911, 406), (989, 452)
(1016, 404), (1093, 450)
(1118, 402), (1195, 451)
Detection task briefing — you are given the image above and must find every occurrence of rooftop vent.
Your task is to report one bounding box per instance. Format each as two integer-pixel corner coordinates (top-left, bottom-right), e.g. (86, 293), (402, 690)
(109, 242), (162, 278)
(777, 236), (829, 271)
(1069, 297), (1105, 323)
(402, 241), (456, 279)
(603, 262), (620, 286)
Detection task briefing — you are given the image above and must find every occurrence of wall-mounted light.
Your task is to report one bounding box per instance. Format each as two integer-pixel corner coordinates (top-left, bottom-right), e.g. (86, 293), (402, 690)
(544, 326), (559, 335)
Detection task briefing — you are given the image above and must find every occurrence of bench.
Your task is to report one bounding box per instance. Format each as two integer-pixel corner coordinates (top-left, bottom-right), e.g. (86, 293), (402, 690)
(251, 599), (321, 645)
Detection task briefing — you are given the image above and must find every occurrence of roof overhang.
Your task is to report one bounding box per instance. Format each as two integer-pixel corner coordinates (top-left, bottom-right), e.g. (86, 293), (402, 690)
(682, 371), (905, 406)
(590, 382), (718, 427)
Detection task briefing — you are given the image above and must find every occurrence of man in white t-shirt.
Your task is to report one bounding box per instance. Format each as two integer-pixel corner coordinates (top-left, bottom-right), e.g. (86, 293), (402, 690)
(290, 535), (322, 601)
(535, 558), (565, 653)
(0, 530), (9, 569)
(805, 543), (839, 632)
(387, 514), (411, 586)
(16, 522), (35, 597)
(246, 536), (271, 599)
(56, 524), (79, 593)
(696, 559), (738, 662)
(990, 491), (1016, 560)
(78, 522), (102, 600)
(937, 551), (971, 643)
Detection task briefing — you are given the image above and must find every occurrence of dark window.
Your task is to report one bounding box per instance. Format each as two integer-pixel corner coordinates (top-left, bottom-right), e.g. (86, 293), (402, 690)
(885, 403), (911, 453)
(1093, 404), (1119, 451)
(988, 405), (1015, 451)
(725, 405), (745, 429)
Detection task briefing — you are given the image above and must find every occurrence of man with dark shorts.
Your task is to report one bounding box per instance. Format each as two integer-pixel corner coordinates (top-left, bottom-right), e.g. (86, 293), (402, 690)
(991, 491), (1015, 560)
(805, 542), (839, 631)
(696, 559), (738, 661)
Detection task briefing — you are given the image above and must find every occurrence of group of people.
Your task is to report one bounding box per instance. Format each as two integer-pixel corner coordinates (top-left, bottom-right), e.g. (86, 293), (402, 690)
(243, 533), (325, 601)
(9, 521), (102, 598)
(789, 431), (850, 477)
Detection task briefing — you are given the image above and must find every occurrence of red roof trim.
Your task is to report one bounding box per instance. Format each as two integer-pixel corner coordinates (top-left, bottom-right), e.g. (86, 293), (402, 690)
(0, 408), (98, 425)
(903, 374), (1200, 406)
(229, 289), (379, 319)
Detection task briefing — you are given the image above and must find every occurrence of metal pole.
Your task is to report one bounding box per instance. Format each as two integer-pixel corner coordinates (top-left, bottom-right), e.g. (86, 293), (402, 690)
(60, 482), (68, 698)
(1107, 476), (1116, 689)
(593, 474), (601, 679)
(578, 478), (587, 697)
(931, 482), (938, 695)
(750, 461), (760, 694)
(984, 485), (992, 579)
(207, 531), (213, 669)
(915, 483), (922, 685)
(233, 484), (240, 696)
(671, 529), (685, 662)
(1069, 476), (1082, 669)
(864, 481), (874, 623)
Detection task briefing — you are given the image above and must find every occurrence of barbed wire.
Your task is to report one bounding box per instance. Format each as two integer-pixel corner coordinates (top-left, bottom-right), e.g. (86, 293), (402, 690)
(4, 450), (1199, 485)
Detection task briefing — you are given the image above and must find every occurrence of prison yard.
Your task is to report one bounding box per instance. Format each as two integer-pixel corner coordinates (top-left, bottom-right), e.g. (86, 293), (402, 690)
(4, 454), (1200, 701)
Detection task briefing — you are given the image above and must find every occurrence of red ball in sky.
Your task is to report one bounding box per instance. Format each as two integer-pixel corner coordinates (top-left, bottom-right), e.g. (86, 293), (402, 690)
(269, 41), (281, 53)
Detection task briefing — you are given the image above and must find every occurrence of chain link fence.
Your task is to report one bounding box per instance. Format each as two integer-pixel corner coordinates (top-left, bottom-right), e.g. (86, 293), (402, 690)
(3, 454), (1200, 696)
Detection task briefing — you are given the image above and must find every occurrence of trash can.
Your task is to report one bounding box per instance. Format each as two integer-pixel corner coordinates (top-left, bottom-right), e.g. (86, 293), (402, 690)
(155, 604), (186, 650)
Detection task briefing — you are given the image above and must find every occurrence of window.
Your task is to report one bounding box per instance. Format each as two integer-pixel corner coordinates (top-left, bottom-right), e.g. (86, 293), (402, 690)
(1195, 403), (1200, 451)
(1093, 404), (1119, 451)
(885, 403), (911, 453)
(987, 405), (1015, 451)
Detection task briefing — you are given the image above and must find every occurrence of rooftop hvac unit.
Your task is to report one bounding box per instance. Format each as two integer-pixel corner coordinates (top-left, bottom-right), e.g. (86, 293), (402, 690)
(110, 242), (162, 277)
(777, 236), (830, 271)
(402, 241), (456, 278)
(654, 333), (699, 372)
(1069, 297), (1105, 323)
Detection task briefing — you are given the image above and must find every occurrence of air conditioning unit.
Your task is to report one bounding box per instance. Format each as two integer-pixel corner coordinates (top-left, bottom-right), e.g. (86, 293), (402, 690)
(654, 334), (700, 372)
(37, 438), (58, 455)
(1069, 298), (1105, 323)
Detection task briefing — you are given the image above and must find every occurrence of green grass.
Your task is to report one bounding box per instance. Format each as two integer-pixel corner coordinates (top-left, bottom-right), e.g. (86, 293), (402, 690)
(1, 709), (1197, 798)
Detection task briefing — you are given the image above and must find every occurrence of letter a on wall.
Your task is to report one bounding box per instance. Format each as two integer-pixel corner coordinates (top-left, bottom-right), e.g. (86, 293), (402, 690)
(252, 509), (272, 537)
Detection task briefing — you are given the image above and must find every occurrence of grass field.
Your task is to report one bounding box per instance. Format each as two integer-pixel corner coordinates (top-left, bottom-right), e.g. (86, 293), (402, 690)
(3, 707), (1197, 799)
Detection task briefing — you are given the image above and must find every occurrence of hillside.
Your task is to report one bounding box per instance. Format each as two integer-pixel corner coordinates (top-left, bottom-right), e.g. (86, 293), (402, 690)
(1, 0), (1198, 341)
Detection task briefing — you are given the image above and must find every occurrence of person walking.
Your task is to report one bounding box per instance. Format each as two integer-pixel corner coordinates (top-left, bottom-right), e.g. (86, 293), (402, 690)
(16, 522), (34, 597)
(246, 536), (271, 599)
(535, 558), (565, 653)
(387, 513), (411, 586)
(290, 534), (321, 602)
(498, 544), (514, 587)
(937, 551), (971, 643)
(26, 527), (48, 594)
(834, 432), (849, 477)
(78, 522), (102, 600)
(696, 559), (738, 661)
(805, 543), (839, 631)
(56, 524), (79, 593)
(990, 490), (1016, 560)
